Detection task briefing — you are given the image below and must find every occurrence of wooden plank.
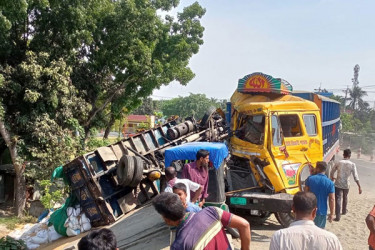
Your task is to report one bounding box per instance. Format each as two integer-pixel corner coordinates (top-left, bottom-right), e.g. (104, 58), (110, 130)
(96, 146), (118, 162)
(111, 144), (126, 160)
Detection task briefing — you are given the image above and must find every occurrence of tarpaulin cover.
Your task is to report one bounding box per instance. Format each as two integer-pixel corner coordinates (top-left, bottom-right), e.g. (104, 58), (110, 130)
(165, 142), (229, 169)
(51, 165), (69, 184)
(48, 195), (77, 236)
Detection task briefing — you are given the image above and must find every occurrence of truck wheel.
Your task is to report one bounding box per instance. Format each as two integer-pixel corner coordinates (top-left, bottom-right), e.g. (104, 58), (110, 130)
(117, 155), (134, 186)
(129, 156), (144, 187)
(200, 106), (217, 128)
(275, 212), (295, 228)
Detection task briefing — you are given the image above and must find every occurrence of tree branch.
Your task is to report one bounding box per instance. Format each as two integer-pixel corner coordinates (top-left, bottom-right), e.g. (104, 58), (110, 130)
(84, 77), (133, 127)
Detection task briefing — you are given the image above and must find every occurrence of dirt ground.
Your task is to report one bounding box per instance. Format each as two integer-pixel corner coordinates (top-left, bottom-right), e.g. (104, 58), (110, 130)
(4, 152), (375, 249)
(0, 202), (14, 238)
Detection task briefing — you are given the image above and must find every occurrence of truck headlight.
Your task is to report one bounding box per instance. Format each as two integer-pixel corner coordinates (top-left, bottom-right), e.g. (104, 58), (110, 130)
(299, 165), (311, 191)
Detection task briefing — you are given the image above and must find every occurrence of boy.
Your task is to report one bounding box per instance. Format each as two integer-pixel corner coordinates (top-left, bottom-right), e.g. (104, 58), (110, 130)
(173, 182), (201, 212)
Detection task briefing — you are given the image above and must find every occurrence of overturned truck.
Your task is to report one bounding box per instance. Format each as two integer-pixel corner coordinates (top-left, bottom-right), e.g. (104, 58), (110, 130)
(63, 113), (227, 227)
(62, 72), (340, 229)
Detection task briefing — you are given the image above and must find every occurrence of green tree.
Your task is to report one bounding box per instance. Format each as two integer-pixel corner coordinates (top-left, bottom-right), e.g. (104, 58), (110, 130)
(0, 0), (206, 215)
(348, 86), (367, 110)
(162, 93), (226, 119)
(133, 98), (156, 115)
(33, 0), (206, 140)
(330, 95), (345, 108)
(0, 52), (88, 216)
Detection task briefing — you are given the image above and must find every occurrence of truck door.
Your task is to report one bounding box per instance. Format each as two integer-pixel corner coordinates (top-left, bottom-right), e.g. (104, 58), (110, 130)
(269, 112), (312, 191)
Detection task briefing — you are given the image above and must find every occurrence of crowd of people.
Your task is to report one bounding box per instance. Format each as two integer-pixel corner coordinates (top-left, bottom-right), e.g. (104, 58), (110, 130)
(76, 148), (375, 250)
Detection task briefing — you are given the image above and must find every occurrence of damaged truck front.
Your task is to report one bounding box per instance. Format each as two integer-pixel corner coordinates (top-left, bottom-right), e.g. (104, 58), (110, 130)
(225, 72), (340, 227)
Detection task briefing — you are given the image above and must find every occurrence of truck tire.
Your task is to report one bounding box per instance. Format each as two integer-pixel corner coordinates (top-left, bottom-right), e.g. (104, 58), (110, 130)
(129, 156), (144, 187)
(200, 106), (217, 128)
(275, 212), (295, 228)
(117, 155), (134, 186)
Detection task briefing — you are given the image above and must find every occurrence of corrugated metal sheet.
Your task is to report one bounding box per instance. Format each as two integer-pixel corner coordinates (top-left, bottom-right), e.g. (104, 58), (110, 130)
(293, 91), (340, 157)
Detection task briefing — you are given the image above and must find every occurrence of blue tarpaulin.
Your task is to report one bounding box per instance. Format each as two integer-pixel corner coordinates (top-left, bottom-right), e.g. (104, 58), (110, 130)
(164, 142), (229, 169)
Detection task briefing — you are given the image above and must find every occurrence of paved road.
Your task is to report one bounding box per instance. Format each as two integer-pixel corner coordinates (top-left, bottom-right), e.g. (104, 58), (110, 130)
(350, 156), (375, 196)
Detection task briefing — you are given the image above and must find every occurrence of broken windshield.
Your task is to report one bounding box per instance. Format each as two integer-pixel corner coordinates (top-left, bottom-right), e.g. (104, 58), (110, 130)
(236, 114), (265, 145)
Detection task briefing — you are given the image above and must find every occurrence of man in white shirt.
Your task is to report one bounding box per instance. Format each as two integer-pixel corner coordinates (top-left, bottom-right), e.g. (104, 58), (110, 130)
(270, 191), (342, 250)
(164, 166), (202, 203)
(330, 149), (362, 221)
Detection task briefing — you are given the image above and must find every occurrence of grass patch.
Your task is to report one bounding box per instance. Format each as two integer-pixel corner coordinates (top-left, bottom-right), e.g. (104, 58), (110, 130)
(0, 216), (37, 230)
(107, 137), (121, 143)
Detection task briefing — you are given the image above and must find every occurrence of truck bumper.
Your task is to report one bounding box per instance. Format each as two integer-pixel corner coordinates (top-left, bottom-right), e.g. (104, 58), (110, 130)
(226, 192), (293, 213)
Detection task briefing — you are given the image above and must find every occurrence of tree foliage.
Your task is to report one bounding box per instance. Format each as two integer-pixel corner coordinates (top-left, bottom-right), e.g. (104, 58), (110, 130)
(132, 97), (161, 115)
(161, 93), (226, 119)
(0, 0), (206, 216)
(1, 52), (88, 166)
(348, 86), (367, 110)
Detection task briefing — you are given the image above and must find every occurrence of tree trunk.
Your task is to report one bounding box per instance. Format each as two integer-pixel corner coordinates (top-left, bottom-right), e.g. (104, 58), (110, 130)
(15, 168), (26, 217)
(0, 119), (26, 217)
(83, 125), (91, 149)
(103, 114), (115, 139)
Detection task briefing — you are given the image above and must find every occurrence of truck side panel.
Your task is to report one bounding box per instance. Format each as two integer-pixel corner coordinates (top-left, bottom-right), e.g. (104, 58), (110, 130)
(292, 92), (340, 161)
(321, 98), (340, 161)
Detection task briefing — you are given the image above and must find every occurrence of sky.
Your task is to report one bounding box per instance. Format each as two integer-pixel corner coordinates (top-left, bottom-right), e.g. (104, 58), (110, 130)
(152, 0), (375, 105)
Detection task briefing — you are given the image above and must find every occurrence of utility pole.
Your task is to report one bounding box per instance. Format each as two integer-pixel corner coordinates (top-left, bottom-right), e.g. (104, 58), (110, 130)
(314, 83), (322, 93)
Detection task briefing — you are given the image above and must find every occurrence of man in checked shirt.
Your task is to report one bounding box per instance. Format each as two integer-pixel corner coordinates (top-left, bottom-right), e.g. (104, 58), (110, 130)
(330, 149), (362, 221)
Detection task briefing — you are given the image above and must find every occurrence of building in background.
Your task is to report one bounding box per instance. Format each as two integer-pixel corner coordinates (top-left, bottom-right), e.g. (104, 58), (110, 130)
(122, 115), (155, 136)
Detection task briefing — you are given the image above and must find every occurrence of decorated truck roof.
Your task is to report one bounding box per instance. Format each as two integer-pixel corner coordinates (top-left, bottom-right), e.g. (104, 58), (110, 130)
(232, 72), (320, 113)
(237, 72), (293, 95)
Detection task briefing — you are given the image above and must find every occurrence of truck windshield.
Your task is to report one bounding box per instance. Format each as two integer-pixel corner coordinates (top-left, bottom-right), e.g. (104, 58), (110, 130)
(236, 114), (265, 145)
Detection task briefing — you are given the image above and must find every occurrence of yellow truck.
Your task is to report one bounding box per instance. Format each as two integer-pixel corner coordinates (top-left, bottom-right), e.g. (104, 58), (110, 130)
(225, 72), (340, 226)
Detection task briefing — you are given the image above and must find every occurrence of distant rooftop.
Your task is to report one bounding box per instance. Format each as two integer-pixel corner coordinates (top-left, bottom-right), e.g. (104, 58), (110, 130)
(126, 115), (150, 122)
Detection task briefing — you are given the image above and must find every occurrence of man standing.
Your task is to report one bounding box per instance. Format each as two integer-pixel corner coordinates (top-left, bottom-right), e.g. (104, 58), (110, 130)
(270, 192), (342, 250)
(330, 149), (362, 221)
(366, 204), (375, 250)
(305, 161), (335, 228)
(164, 166), (202, 204)
(182, 149), (210, 207)
(153, 192), (251, 250)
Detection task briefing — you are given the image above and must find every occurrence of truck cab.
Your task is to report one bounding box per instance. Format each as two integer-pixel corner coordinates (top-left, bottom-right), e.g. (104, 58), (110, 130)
(230, 91), (322, 194)
(226, 72), (338, 226)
